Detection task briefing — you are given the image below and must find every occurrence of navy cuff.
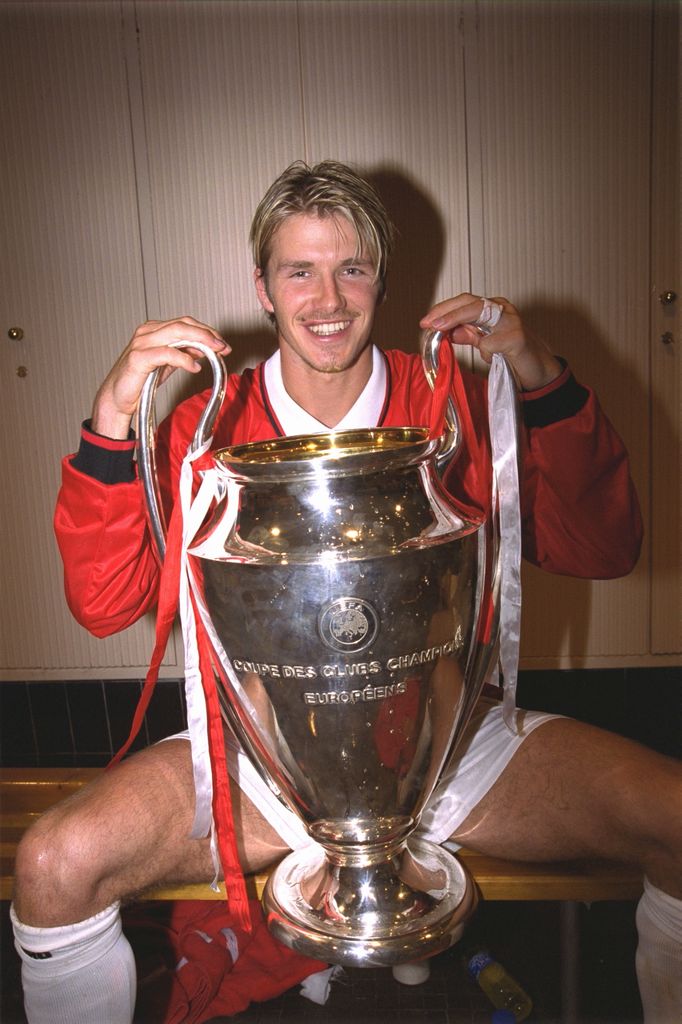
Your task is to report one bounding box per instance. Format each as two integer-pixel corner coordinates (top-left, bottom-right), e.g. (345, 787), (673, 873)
(70, 420), (137, 484)
(521, 360), (589, 428)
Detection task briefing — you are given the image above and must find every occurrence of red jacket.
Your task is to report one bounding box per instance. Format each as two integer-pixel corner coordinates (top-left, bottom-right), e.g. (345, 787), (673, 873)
(54, 350), (642, 638)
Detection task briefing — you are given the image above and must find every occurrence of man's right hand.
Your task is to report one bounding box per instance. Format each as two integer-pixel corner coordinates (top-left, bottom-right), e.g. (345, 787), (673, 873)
(91, 317), (231, 439)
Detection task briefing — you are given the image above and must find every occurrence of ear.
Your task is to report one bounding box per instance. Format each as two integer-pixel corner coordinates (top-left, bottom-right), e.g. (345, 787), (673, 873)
(254, 268), (274, 314)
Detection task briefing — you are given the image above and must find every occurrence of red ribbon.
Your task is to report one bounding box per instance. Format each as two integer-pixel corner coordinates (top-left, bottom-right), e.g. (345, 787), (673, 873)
(110, 464), (251, 932)
(110, 497), (185, 769)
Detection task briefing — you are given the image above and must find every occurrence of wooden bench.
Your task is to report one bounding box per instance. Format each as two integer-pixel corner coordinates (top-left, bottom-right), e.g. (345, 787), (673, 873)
(1, 767), (642, 1023)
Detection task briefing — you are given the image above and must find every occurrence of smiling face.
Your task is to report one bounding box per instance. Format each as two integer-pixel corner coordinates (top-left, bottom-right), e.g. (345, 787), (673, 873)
(254, 211), (381, 389)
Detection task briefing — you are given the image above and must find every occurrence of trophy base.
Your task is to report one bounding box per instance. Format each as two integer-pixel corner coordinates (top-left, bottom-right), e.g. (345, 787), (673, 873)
(262, 836), (476, 967)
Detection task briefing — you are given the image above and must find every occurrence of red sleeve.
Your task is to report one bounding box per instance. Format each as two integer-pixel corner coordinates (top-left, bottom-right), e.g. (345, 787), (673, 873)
(53, 403), (202, 637)
(54, 457), (160, 637)
(519, 385), (643, 578)
(53, 397), (203, 637)
(441, 365), (642, 580)
(54, 370), (263, 638)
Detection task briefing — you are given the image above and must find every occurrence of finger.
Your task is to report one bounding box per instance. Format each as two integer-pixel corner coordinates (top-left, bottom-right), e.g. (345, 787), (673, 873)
(449, 322), (487, 349)
(420, 295), (496, 333)
(133, 318), (230, 355)
(171, 316), (230, 351)
(419, 293), (475, 329)
(126, 344), (205, 377)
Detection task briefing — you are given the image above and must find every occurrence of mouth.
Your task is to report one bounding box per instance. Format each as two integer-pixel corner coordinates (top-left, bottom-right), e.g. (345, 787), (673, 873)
(306, 320), (353, 337)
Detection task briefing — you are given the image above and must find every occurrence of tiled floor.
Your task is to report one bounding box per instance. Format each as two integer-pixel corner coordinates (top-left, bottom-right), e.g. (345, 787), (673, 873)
(2, 898), (643, 1023)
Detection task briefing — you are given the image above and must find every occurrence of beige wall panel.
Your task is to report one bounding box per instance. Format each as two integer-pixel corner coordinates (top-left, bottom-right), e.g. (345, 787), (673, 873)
(473, 2), (652, 663)
(2, 0), (668, 676)
(0, 2), (168, 676)
(133, 0), (306, 392)
(298, 0), (471, 355)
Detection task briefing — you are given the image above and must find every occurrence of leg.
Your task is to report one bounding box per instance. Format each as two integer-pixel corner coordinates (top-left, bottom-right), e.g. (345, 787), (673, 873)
(12, 739), (290, 1024)
(450, 718), (682, 893)
(14, 739), (289, 927)
(450, 718), (682, 1023)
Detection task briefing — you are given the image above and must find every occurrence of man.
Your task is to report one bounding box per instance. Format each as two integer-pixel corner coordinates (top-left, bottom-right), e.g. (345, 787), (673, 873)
(12, 161), (682, 1023)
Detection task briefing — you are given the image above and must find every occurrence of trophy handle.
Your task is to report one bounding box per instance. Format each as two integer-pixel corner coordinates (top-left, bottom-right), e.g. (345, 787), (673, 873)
(138, 340), (226, 561)
(420, 329), (461, 470)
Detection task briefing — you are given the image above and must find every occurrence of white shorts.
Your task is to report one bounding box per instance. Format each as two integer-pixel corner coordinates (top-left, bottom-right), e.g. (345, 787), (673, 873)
(418, 700), (560, 847)
(164, 699), (560, 851)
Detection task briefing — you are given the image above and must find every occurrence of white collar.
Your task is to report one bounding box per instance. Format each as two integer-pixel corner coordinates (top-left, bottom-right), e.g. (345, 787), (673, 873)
(262, 346), (387, 435)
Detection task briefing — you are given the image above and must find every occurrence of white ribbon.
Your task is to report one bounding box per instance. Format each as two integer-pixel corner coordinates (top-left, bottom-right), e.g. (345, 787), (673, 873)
(488, 354), (523, 731)
(475, 298), (504, 333)
(177, 443), (218, 847)
(177, 451), (290, 883)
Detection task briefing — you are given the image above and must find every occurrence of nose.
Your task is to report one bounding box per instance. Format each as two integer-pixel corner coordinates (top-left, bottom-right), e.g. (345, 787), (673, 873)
(315, 272), (345, 313)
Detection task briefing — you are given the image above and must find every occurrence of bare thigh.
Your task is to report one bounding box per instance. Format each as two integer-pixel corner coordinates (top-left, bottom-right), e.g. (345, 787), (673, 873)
(451, 717), (682, 895)
(14, 739), (289, 927)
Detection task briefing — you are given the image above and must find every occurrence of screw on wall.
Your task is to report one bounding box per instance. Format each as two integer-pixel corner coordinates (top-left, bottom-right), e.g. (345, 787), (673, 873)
(8, 328), (28, 376)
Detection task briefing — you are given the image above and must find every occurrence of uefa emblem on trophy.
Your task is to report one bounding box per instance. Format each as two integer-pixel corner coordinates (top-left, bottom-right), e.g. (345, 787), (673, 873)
(138, 336), (509, 968)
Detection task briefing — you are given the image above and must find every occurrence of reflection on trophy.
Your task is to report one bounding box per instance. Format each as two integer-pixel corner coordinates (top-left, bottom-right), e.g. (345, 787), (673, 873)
(139, 341), (504, 968)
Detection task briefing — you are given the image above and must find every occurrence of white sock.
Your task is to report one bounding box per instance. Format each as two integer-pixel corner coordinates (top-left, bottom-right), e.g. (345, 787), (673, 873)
(635, 878), (682, 1024)
(10, 902), (136, 1024)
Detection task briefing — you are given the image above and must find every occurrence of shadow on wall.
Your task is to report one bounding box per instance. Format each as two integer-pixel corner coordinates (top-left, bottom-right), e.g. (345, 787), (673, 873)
(367, 164), (446, 354)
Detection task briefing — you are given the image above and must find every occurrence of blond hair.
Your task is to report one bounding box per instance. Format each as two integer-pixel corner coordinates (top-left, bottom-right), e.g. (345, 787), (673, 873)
(250, 160), (395, 298)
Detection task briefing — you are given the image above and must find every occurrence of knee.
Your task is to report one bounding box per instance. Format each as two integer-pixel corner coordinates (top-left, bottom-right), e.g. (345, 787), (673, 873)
(14, 807), (103, 924)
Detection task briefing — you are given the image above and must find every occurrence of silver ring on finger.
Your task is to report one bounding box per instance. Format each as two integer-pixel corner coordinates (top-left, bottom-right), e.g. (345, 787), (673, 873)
(473, 297), (503, 335)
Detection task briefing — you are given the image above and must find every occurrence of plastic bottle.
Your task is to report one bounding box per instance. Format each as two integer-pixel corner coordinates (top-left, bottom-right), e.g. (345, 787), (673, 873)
(467, 950), (533, 1022)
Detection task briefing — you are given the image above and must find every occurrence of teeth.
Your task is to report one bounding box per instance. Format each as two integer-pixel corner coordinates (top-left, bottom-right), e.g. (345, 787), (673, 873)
(309, 321), (351, 336)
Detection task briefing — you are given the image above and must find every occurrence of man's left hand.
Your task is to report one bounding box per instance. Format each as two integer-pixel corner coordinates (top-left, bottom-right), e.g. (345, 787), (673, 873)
(420, 293), (563, 391)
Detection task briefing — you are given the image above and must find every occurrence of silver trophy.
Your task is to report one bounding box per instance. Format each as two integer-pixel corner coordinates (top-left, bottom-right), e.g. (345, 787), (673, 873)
(138, 337), (505, 968)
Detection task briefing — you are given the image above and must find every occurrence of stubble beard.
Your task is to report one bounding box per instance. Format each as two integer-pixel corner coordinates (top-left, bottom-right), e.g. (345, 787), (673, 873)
(278, 318), (372, 377)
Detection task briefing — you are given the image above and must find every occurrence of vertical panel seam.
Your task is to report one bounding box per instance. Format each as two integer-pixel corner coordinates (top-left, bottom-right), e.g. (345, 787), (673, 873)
(461, 0), (486, 300)
(122, 0), (161, 318)
(295, 1), (309, 163)
(646, 0), (656, 656)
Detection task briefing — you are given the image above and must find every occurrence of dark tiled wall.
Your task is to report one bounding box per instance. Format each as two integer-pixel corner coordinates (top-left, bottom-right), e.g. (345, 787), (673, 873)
(0, 667), (680, 768)
(0, 679), (187, 767)
(517, 665), (682, 759)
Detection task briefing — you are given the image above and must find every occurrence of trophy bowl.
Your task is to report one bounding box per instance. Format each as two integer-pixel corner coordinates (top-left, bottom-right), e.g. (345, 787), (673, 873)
(138, 345), (502, 968)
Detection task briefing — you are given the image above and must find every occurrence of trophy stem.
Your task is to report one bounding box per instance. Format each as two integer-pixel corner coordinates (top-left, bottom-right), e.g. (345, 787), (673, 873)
(263, 836), (476, 967)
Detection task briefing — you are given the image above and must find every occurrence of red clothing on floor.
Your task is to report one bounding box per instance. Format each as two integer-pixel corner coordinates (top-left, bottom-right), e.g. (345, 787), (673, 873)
(125, 900), (328, 1023)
